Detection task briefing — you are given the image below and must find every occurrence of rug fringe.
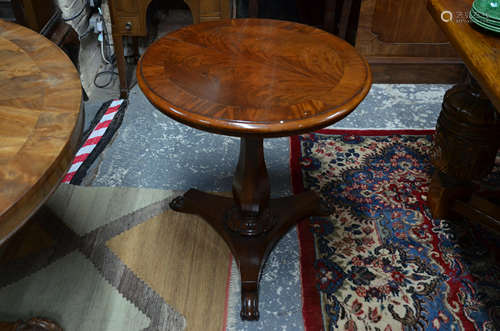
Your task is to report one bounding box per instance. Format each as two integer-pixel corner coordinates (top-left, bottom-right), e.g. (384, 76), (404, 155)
(225, 256), (240, 331)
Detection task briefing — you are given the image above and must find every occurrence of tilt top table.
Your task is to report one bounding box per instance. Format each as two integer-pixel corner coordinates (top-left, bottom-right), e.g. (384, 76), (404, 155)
(137, 18), (372, 320)
(0, 19), (83, 330)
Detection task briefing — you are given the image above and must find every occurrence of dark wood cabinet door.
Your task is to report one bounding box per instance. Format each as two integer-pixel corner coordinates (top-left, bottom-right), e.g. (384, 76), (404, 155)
(355, 0), (465, 83)
(372, 0), (448, 44)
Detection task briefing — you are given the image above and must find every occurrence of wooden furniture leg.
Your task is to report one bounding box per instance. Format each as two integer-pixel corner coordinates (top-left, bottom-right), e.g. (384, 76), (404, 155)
(428, 74), (500, 220)
(248, 0), (258, 18)
(337, 0), (354, 41)
(170, 138), (333, 320)
(112, 34), (128, 99)
(132, 36), (140, 65)
(323, 0), (337, 34)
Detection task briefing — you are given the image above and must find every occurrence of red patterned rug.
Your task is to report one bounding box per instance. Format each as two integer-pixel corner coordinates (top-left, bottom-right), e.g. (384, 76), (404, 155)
(290, 129), (500, 331)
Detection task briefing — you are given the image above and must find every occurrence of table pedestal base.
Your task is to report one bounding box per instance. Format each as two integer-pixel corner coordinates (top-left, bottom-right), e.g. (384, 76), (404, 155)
(0, 317), (62, 331)
(170, 188), (331, 320)
(428, 75), (500, 221)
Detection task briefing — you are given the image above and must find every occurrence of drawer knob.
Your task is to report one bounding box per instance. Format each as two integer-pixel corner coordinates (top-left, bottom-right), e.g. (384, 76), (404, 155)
(125, 22), (132, 30)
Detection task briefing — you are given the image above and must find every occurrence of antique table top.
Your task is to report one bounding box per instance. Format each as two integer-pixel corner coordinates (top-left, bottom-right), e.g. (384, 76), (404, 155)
(137, 18), (372, 138)
(0, 19), (83, 245)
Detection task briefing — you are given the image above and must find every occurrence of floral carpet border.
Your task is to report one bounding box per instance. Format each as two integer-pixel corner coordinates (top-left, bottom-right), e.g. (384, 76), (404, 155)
(290, 129), (437, 331)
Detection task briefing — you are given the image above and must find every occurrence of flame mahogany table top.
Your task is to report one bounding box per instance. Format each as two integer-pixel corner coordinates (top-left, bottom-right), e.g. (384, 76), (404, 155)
(0, 19), (83, 245)
(137, 18), (372, 138)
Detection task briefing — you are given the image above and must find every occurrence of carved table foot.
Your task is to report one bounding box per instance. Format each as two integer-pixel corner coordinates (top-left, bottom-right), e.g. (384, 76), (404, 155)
(0, 317), (62, 331)
(169, 188), (332, 320)
(427, 172), (473, 220)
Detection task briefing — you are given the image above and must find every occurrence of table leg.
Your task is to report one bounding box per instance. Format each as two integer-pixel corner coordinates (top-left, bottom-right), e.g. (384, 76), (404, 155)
(112, 33), (129, 99)
(170, 138), (333, 320)
(132, 36), (140, 65)
(427, 74), (500, 219)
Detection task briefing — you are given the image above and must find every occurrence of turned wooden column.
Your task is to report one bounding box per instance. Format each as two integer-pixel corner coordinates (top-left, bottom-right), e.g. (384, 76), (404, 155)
(227, 138), (275, 235)
(427, 74), (500, 219)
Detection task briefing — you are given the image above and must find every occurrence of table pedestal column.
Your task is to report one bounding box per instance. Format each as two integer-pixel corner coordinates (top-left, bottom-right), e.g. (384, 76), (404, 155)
(427, 75), (500, 220)
(170, 138), (333, 320)
(228, 138), (274, 235)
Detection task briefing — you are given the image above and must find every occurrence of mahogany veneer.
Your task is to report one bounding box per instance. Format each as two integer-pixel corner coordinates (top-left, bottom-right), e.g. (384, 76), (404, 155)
(0, 19), (83, 244)
(137, 18), (372, 320)
(0, 19), (83, 331)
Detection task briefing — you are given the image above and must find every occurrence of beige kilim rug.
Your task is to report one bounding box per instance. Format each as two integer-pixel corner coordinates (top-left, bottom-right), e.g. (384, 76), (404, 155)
(0, 184), (232, 331)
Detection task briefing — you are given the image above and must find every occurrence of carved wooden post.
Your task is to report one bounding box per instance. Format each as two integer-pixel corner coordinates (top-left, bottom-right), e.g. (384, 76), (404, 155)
(427, 74), (500, 219)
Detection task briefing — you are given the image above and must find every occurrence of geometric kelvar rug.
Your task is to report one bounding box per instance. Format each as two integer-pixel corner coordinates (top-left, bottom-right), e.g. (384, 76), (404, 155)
(290, 129), (500, 331)
(0, 185), (232, 331)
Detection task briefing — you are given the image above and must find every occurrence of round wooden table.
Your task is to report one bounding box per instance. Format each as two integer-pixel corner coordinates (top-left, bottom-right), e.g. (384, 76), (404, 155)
(0, 19), (83, 331)
(137, 18), (372, 320)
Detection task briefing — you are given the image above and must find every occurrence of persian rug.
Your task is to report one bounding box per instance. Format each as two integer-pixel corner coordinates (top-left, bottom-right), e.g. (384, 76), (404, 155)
(0, 184), (233, 331)
(290, 129), (500, 331)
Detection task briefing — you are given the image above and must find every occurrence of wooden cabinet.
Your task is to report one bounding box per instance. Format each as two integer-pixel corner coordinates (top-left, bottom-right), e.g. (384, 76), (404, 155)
(108, 0), (231, 37)
(109, 0), (232, 98)
(355, 0), (465, 83)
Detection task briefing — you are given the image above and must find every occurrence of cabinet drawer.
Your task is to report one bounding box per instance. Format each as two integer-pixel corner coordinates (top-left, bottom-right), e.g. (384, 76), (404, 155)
(116, 17), (141, 34)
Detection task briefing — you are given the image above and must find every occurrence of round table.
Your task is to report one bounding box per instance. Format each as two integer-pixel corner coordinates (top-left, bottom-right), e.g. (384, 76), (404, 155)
(0, 19), (83, 331)
(137, 18), (371, 320)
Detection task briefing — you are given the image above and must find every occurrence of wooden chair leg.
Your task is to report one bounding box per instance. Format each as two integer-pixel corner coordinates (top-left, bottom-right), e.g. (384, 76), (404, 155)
(112, 34), (129, 99)
(323, 0), (337, 34)
(337, 0), (354, 40)
(249, 0), (258, 18)
(132, 36), (140, 65)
